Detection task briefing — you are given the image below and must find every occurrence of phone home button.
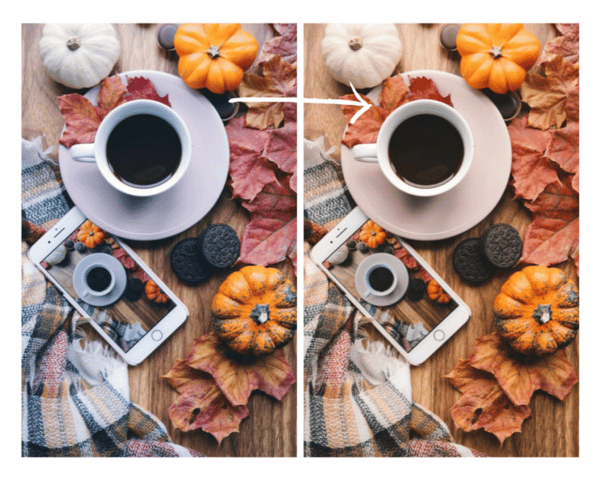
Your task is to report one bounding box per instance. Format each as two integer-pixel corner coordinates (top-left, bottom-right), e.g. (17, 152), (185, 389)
(433, 330), (445, 341)
(151, 330), (163, 342)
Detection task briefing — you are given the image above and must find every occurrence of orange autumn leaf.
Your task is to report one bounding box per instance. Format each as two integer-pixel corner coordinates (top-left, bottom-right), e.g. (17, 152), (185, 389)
(520, 178), (579, 270)
(468, 333), (579, 406)
(520, 55), (579, 130)
(545, 123), (579, 192)
(445, 359), (532, 445)
(163, 359), (249, 443)
(186, 333), (296, 407)
(341, 75), (452, 148)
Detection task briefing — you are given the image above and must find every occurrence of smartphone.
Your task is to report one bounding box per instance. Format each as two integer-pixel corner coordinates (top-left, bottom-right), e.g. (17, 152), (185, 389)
(310, 207), (470, 365)
(27, 207), (188, 366)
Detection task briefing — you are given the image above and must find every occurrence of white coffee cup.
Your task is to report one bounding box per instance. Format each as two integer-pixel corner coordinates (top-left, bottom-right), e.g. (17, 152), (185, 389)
(364, 262), (398, 298)
(352, 100), (474, 197)
(70, 100), (192, 197)
(81, 261), (115, 298)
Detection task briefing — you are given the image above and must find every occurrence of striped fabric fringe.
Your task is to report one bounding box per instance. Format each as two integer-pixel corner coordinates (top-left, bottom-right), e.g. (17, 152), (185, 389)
(21, 138), (202, 457)
(303, 138), (484, 457)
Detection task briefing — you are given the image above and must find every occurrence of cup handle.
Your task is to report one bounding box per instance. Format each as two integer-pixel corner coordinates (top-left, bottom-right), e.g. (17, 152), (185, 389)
(70, 143), (97, 163)
(351, 143), (378, 163)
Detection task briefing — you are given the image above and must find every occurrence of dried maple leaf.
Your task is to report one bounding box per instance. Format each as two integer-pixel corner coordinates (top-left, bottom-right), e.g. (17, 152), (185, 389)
(263, 122), (297, 192)
(507, 116), (557, 201)
(58, 75), (171, 148)
(239, 55), (297, 130)
(520, 55), (579, 130)
(124, 75), (170, 105)
(445, 359), (532, 445)
(225, 116), (276, 202)
(545, 123), (579, 192)
(259, 23), (297, 65)
(468, 333), (579, 406)
(541, 24), (579, 64)
(186, 333), (296, 407)
(341, 75), (452, 147)
(112, 247), (135, 269)
(238, 175), (297, 267)
(163, 359), (249, 443)
(520, 177), (579, 269)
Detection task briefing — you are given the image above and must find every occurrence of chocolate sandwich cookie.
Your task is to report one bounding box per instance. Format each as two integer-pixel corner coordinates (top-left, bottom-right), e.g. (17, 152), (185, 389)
(198, 224), (240, 270)
(124, 278), (144, 301)
(481, 224), (523, 269)
(170, 237), (214, 283)
(406, 277), (426, 301)
(452, 237), (495, 284)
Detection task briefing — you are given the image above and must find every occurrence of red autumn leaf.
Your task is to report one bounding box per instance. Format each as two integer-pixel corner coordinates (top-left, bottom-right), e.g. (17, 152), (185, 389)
(393, 247), (418, 270)
(136, 268), (151, 283)
(225, 116), (277, 202)
(262, 122), (297, 192)
(541, 24), (579, 64)
(520, 55), (579, 130)
(163, 359), (249, 443)
(124, 75), (170, 105)
(468, 333), (578, 406)
(341, 75), (452, 147)
(238, 176), (297, 267)
(259, 23), (297, 65)
(520, 178), (579, 269)
(112, 247), (135, 269)
(238, 55), (297, 130)
(545, 123), (579, 192)
(406, 76), (453, 106)
(507, 116), (558, 201)
(186, 333), (296, 407)
(59, 75), (171, 148)
(445, 359), (532, 445)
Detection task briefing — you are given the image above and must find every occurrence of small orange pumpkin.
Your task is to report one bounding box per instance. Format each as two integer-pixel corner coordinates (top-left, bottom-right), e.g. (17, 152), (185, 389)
(145, 279), (168, 304)
(359, 220), (387, 249)
(174, 23), (259, 94)
(427, 279), (451, 304)
(456, 23), (541, 94)
(493, 265), (579, 356)
(77, 220), (105, 248)
(211, 266), (297, 356)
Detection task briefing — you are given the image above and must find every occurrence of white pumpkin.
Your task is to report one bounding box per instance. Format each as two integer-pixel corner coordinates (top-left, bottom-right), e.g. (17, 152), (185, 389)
(39, 23), (121, 89)
(45, 244), (67, 265)
(321, 24), (403, 89)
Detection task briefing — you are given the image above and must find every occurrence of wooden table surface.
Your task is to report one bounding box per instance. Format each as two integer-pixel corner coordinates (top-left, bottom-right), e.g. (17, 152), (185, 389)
(22, 23), (296, 457)
(304, 23), (578, 457)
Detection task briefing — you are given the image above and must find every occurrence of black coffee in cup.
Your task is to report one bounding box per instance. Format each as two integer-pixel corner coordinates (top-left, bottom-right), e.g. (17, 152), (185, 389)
(86, 266), (112, 292)
(388, 113), (464, 188)
(368, 266), (395, 292)
(106, 114), (182, 188)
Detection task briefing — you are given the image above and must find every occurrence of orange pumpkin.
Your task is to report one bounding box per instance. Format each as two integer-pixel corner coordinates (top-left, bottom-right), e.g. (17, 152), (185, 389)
(359, 220), (387, 249)
(427, 279), (451, 304)
(145, 279), (168, 304)
(76, 220), (105, 249)
(456, 23), (541, 94)
(211, 266), (297, 356)
(174, 23), (259, 94)
(493, 266), (579, 356)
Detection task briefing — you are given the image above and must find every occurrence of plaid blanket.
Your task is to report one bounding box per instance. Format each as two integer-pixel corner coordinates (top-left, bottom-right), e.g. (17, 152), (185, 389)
(21, 137), (202, 457)
(303, 138), (484, 457)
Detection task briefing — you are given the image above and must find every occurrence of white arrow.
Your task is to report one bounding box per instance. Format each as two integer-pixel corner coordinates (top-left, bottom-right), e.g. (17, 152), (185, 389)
(229, 82), (371, 124)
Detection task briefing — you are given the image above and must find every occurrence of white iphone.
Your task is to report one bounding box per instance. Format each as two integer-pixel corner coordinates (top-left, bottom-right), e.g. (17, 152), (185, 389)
(27, 207), (188, 366)
(310, 207), (470, 366)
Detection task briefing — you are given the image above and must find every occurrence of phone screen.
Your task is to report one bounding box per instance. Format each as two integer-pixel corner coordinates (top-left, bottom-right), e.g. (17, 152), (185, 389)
(41, 219), (176, 353)
(323, 220), (458, 353)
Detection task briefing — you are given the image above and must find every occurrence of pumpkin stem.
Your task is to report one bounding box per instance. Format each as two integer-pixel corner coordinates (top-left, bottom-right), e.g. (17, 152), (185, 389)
(533, 304), (552, 325)
(207, 45), (220, 59)
(250, 304), (270, 325)
(489, 45), (503, 59)
(348, 37), (363, 51)
(66, 37), (81, 51)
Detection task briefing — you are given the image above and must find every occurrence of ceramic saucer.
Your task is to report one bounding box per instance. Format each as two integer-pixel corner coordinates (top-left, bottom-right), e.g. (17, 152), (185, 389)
(341, 70), (512, 241)
(72, 253), (127, 307)
(58, 70), (230, 241)
(355, 253), (409, 307)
